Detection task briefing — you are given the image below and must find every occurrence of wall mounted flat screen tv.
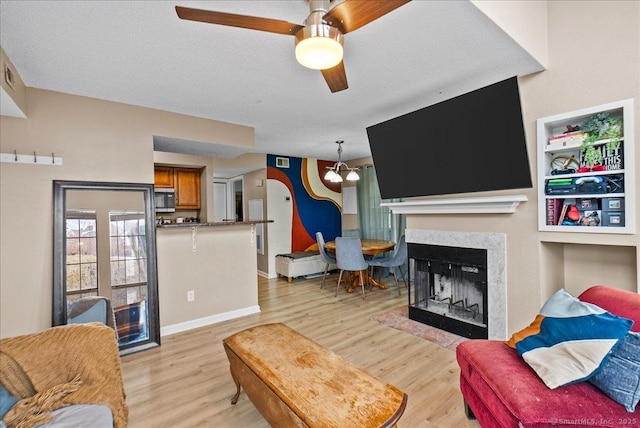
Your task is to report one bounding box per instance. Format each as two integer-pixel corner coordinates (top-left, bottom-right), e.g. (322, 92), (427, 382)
(367, 76), (532, 199)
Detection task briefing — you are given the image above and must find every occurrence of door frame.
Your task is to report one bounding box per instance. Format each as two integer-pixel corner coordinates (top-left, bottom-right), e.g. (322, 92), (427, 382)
(229, 176), (244, 221)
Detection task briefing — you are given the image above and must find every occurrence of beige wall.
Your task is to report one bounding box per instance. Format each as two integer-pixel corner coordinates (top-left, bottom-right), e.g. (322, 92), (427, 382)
(528, 0), (639, 293)
(156, 225), (259, 331)
(471, 0), (548, 67)
(213, 152), (265, 174)
(242, 168), (269, 275)
(0, 88), (253, 338)
(0, 47), (27, 117)
(402, 1), (640, 333)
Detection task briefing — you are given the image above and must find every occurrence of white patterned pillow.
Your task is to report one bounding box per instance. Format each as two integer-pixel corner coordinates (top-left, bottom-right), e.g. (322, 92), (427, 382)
(507, 289), (633, 389)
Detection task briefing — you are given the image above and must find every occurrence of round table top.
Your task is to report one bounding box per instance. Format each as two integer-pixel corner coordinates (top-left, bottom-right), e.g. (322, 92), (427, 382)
(324, 239), (395, 256)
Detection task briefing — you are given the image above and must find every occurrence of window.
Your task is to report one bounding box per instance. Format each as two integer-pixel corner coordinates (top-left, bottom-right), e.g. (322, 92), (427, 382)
(65, 210), (98, 302)
(109, 212), (148, 308)
(357, 165), (406, 241)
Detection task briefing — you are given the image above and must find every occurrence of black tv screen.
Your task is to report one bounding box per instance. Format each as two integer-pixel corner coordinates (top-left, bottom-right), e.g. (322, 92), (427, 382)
(367, 76), (532, 199)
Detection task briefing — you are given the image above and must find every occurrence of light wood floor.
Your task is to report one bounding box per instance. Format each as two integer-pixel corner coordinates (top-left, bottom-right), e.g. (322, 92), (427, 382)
(121, 274), (479, 427)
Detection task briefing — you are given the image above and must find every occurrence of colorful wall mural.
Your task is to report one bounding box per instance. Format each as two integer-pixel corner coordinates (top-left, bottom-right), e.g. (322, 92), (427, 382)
(267, 154), (342, 252)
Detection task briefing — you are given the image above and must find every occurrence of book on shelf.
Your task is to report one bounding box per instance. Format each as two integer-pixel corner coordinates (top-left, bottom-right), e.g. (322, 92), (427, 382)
(546, 131), (587, 151)
(546, 198), (563, 226)
(548, 131), (586, 141)
(547, 178), (573, 186)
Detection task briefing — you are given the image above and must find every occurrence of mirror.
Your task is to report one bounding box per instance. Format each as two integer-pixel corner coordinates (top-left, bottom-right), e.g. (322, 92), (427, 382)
(53, 181), (160, 355)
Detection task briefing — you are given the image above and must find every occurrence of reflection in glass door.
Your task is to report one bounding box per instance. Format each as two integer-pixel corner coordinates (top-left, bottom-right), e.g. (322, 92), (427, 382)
(109, 211), (149, 345)
(65, 211), (98, 302)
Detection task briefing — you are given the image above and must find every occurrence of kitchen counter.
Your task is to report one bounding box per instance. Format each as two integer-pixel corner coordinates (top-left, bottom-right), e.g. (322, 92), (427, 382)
(157, 220), (273, 228)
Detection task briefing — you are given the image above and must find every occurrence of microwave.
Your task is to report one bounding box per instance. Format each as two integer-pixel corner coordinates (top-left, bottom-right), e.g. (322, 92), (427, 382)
(154, 188), (176, 213)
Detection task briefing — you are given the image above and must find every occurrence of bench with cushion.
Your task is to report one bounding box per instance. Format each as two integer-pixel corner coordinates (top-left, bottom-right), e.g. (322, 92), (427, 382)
(275, 250), (336, 282)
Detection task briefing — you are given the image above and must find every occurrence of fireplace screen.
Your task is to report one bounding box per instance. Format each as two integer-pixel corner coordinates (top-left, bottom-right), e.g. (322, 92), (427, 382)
(408, 244), (488, 339)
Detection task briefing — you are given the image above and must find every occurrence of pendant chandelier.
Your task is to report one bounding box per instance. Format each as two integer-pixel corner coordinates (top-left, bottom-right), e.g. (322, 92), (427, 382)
(324, 140), (359, 183)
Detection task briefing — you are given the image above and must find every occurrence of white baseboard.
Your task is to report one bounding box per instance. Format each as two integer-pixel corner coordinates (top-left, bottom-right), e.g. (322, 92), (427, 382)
(160, 305), (261, 337)
(258, 269), (277, 279)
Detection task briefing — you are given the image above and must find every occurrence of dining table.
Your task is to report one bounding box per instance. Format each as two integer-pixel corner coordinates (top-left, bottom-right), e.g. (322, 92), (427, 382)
(324, 239), (396, 292)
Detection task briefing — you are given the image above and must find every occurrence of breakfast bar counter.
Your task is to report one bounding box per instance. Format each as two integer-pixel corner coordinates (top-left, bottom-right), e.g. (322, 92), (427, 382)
(156, 220), (272, 228)
(155, 220), (272, 336)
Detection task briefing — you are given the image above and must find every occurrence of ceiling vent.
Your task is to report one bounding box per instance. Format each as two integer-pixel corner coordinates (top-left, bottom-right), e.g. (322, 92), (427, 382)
(275, 157), (290, 168)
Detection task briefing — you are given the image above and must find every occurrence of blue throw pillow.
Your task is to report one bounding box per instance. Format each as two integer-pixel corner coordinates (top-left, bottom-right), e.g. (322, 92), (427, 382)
(508, 289), (633, 389)
(589, 331), (640, 412)
(0, 386), (18, 419)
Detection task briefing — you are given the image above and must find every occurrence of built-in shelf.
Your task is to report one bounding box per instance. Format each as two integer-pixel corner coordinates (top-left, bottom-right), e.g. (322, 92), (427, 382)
(381, 195), (528, 215)
(537, 98), (635, 234)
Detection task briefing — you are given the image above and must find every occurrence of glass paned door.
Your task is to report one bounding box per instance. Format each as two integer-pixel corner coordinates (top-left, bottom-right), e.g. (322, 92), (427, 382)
(65, 211), (98, 302)
(110, 212), (149, 345)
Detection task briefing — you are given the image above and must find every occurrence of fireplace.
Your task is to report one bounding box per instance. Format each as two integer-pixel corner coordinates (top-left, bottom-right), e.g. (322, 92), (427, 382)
(405, 229), (507, 340)
(408, 243), (488, 339)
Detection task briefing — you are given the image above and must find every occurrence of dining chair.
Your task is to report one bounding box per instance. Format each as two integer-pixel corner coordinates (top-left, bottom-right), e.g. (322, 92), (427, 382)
(335, 237), (369, 299)
(316, 231), (337, 289)
(368, 235), (408, 296)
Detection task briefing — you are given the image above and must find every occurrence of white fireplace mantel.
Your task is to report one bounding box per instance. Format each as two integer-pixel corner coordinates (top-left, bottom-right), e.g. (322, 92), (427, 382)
(381, 195), (528, 215)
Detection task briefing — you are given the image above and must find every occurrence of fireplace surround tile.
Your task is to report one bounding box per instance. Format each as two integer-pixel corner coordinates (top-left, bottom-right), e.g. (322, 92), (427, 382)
(406, 229), (507, 340)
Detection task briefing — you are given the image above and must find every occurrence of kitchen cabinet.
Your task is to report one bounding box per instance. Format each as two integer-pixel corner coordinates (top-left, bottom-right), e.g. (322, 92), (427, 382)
(174, 167), (201, 210)
(154, 166), (201, 210)
(154, 166), (174, 188)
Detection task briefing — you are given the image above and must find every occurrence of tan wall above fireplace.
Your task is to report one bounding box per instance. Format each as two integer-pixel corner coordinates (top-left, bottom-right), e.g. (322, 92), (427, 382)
(408, 1), (639, 334)
(345, 1), (639, 335)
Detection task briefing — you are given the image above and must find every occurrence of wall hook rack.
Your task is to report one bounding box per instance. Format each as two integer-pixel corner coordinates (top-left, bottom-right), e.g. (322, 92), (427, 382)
(1, 151), (63, 166)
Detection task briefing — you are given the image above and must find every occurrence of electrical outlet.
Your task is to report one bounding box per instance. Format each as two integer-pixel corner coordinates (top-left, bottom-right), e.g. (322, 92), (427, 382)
(187, 290), (195, 302)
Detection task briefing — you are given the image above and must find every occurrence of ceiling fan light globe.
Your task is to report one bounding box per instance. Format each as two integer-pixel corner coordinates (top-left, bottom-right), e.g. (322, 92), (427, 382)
(295, 24), (343, 70)
(346, 170), (360, 181)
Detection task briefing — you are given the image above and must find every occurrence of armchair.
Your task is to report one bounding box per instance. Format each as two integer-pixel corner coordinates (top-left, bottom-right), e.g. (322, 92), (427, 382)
(0, 323), (128, 428)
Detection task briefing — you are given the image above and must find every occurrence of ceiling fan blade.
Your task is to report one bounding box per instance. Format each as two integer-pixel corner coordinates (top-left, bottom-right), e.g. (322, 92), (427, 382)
(176, 6), (304, 36)
(321, 61), (348, 93)
(323, 0), (411, 34)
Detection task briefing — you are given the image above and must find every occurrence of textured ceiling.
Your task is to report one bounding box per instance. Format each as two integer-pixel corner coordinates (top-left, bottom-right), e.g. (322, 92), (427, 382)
(0, 0), (542, 170)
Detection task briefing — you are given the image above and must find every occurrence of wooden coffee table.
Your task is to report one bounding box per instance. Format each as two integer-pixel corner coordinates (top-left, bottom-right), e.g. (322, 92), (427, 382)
(223, 323), (407, 427)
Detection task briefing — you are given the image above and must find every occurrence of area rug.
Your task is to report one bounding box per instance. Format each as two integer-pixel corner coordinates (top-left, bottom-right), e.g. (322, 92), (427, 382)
(372, 306), (469, 351)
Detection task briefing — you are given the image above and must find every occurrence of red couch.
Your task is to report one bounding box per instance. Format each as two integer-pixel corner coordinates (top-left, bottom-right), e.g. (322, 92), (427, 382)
(456, 285), (639, 428)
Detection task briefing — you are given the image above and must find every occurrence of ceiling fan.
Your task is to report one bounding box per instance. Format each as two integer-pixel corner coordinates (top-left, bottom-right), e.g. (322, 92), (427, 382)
(175, 0), (411, 93)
